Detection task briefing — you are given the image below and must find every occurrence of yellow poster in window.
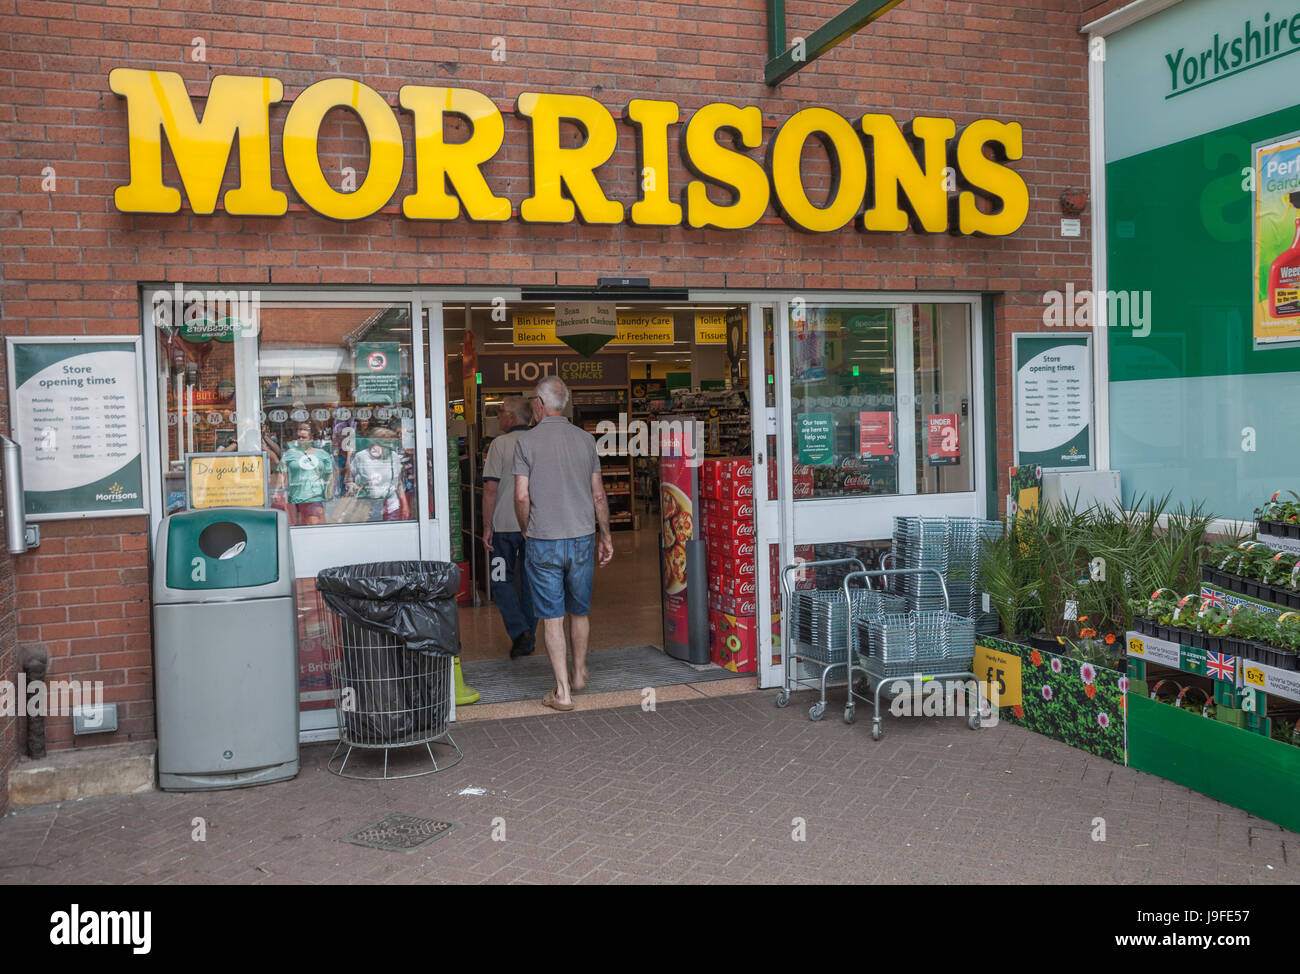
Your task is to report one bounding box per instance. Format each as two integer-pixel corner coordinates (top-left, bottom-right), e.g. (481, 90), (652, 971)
(187, 453), (267, 509)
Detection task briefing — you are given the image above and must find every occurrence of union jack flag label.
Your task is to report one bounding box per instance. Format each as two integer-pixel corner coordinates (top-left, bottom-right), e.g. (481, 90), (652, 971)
(1205, 651), (1236, 681)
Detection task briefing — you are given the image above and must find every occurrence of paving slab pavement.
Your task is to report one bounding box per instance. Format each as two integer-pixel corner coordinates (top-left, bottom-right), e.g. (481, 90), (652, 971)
(1, 689), (1296, 885)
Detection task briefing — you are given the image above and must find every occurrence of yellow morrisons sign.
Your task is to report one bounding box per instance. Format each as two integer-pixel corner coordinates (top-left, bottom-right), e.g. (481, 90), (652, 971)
(108, 70), (1029, 236)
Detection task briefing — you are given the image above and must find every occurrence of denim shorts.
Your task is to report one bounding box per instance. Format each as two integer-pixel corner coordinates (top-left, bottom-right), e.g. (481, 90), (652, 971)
(525, 534), (595, 619)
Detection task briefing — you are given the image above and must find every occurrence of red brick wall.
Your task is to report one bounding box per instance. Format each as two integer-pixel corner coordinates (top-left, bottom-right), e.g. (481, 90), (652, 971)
(2, 0), (1094, 750)
(0, 357), (13, 807)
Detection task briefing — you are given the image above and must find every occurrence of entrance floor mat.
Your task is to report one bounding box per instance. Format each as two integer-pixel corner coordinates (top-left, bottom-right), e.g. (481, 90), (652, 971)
(459, 644), (745, 705)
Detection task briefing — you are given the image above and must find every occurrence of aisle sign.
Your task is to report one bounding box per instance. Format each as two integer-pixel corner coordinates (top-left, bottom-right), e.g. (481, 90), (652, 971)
(798, 413), (834, 466)
(858, 411), (894, 459)
(694, 313), (727, 344)
(1013, 334), (1092, 471)
(355, 342), (400, 404)
(186, 452), (267, 509)
(926, 414), (960, 464)
(974, 643), (1022, 707)
(514, 311), (674, 347)
(6, 337), (147, 519)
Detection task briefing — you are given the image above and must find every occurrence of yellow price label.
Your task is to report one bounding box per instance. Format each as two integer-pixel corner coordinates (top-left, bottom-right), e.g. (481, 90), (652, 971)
(1128, 637), (1144, 655)
(1244, 666), (1266, 689)
(973, 644), (1023, 707)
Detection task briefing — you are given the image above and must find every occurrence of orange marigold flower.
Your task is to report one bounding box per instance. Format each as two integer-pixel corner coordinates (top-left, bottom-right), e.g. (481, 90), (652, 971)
(1012, 705), (1024, 719)
(1104, 634), (1116, 645)
(1080, 627), (1097, 639)
(1085, 683), (1097, 699)
(1029, 649), (1042, 666)
(1078, 615), (1089, 623)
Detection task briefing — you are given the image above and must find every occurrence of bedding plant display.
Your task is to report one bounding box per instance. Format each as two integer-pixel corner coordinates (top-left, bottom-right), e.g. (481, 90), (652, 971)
(1255, 490), (1300, 539)
(1128, 589), (1300, 671)
(1203, 539), (1300, 611)
(979, 635), (1125, 764)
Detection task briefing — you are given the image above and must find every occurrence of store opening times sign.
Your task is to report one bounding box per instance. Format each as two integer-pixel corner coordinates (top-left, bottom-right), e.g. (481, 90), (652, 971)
(6, 338), (147, 519)
(108, 70), (1029, 236)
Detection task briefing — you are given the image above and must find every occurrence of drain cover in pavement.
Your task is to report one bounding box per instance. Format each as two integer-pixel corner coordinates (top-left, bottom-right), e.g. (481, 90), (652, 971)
(342, 813), (459, 853)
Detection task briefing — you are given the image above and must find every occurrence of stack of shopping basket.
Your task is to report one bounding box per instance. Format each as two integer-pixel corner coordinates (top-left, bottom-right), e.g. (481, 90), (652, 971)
(891, 515), (1002, 633)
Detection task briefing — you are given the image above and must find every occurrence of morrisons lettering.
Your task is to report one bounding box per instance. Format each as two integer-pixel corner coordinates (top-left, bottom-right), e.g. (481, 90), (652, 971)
(108, 69), (1029, 237)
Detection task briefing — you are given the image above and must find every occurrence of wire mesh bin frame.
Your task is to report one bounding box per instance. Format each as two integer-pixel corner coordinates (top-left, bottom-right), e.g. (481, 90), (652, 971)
(775, 557), (864, 721)
(842, 568), (987, 741)
(316, 591), (463, 779)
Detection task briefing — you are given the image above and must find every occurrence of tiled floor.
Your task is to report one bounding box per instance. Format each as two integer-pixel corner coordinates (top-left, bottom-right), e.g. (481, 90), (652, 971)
(457, 524), (663, 662)
(2, 687), (1296, 885)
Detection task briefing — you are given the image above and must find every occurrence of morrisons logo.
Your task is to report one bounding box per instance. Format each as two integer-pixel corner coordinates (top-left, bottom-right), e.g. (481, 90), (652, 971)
(95, 482), (139, 503)
(1164, 7), (1300, 98)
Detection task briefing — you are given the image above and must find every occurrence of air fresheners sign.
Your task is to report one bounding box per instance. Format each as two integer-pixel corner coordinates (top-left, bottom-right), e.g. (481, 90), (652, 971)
(1253, 130), (1300, 348)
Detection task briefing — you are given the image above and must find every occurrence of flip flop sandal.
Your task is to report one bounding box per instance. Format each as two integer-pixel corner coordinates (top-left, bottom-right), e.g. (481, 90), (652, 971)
(542, 690), (575, 712)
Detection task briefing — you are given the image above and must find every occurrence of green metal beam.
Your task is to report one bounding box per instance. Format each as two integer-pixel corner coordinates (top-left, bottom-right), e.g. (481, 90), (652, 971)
(765, 0), (904, 86)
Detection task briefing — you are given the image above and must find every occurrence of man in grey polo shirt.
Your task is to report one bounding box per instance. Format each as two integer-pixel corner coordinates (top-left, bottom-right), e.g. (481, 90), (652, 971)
(513, 375), (614, 712)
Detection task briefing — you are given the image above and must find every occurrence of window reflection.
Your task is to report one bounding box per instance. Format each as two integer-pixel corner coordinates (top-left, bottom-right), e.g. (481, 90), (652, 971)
(156, 300), (418, 524)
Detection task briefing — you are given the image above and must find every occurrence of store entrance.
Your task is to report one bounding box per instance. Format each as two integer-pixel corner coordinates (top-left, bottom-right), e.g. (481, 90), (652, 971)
(444, 300), (757, 707)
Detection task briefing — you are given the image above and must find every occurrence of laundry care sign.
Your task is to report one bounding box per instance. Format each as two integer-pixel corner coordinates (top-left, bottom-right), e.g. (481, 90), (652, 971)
(106, 70), (1029, 236)
(6, 337), (147, 519)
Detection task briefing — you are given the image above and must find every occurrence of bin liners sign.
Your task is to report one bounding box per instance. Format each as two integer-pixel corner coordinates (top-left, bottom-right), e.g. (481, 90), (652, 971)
(186, 452), (267, 509)
(1253, 131), (1300, 348)
(355, 342), (400, 404)
(6, 337), (146, 519)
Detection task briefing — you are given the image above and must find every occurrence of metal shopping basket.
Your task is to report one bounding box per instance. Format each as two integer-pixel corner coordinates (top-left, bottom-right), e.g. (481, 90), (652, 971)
(775, 557), (905, 721)
(842, 567), (985, 741)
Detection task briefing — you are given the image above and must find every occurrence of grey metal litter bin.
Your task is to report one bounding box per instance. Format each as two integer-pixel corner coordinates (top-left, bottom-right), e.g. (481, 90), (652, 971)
(153, 507), (299, 791)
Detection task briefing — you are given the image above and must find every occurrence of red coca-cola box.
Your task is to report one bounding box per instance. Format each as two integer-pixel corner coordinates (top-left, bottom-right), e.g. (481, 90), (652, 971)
(711, 496), (755, 524)
(709, 589), (756, 617)
(709, 573), (757, 598)
(793, 465), (814, 499)
(709, 533), (756, 564)
(708, 610), (757, 673)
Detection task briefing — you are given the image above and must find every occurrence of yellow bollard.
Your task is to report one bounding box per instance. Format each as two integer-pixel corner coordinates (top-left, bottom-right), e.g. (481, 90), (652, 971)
(454, 656), (480, 706)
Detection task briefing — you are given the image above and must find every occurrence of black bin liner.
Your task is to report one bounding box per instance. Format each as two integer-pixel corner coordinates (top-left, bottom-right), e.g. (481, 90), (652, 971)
(316, 560), (461, 657)
(316, 561), (462, 744)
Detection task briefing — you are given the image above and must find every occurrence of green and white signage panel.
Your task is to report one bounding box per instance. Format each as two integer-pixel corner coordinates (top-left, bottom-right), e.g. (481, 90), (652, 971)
(1013, 334), (1092, 471)
(6, 337), (147, 519)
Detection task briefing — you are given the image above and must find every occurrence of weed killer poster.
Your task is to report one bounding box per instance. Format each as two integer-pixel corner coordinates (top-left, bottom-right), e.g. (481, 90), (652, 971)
(1013, 334), (1091, 471)
(1253, 131), (1300, 348)
(6, 337), (146, 519)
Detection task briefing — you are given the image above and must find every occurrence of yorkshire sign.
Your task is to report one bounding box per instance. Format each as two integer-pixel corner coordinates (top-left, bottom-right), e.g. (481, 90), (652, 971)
(108, 69), (1029, 236)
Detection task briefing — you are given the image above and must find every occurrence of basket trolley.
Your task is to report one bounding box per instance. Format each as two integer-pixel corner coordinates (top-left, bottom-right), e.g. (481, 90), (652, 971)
(775, 557), (864, 722)
(842, 567), (985, 741)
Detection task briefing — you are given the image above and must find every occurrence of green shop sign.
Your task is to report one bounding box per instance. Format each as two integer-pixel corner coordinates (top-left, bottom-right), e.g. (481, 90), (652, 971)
(798, 412), (834, 466)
